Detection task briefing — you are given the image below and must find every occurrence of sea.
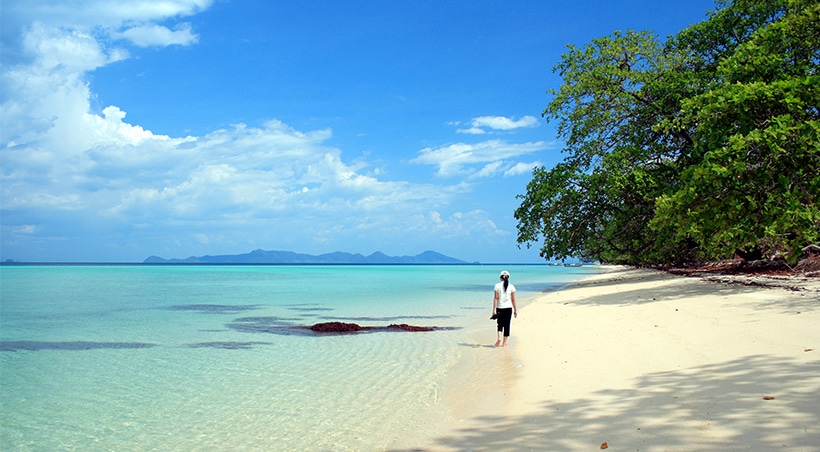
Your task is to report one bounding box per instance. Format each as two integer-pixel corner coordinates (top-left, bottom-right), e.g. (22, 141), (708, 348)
(0, 264), (599, 451)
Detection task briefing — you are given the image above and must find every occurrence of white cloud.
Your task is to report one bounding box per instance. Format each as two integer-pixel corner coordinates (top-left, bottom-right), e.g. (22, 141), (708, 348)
(1, 0), (212, 31)
(1, 0), (210, 58)
(0, 2), (196, 157)
(113, 23), (199, 47)
(456, 127), (487, 135)
(456, 115), (539, 134)
(411, 139), (550, 177)
(504, 161), (541, 177)
(473, 115), (538, 130)
(475, 161), (504, 178)
(67, 120), (455, 225)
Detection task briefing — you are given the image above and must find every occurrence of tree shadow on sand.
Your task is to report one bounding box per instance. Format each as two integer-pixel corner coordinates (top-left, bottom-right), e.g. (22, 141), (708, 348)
(559, 269), (818, 313)
(430, 355), (819, 451)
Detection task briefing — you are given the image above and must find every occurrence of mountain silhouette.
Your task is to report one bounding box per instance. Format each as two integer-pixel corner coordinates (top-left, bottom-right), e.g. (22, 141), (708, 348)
(144, 249), (467, 264)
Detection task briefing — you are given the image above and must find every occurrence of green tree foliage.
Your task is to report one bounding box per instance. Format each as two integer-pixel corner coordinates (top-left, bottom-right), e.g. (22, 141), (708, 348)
(653, 0), (820, 261)
(516, 0), (819, 265)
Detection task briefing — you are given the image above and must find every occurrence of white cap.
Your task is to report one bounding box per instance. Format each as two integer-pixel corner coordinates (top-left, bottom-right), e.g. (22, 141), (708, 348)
(500, 270), (510, 278)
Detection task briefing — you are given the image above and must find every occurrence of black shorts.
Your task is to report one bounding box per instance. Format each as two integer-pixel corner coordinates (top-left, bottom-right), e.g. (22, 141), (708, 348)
(496, 307), (513, 336)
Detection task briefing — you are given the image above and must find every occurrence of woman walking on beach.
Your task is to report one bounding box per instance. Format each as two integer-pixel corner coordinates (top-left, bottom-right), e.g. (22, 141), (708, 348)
(493, 270), (517, 347)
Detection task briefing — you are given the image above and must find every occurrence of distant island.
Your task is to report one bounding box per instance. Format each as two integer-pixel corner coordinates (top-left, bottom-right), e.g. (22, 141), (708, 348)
(143, 249), (468, 264)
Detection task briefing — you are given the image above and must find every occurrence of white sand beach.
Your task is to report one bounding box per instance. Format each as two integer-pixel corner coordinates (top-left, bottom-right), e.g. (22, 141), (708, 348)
(418, 266), (820, 451)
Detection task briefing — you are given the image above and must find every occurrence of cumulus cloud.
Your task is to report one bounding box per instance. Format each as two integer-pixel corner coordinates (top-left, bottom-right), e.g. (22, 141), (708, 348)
(456, 115), (538, 134)
(457, 127), (487, 135)
(1, 0), (210, 40)
(411, 139), (550, 177)
(504, 161), (541, 177)
(113, 23), (199, 47)
(96, 120), (453, 224)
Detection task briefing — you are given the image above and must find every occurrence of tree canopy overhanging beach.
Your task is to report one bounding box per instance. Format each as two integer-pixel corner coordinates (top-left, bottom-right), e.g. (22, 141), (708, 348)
(515, 0), (819, 266)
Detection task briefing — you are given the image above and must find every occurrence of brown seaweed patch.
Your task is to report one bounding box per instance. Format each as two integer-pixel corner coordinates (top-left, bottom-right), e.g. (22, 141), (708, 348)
(306, 322), (458, 334)
(310, 322), (367, 333)
(225, 319), (459, 336)
(387, 324), (435, 332)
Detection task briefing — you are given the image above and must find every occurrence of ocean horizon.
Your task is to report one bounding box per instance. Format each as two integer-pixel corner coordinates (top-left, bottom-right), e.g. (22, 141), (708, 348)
(1, 264), (599, 450)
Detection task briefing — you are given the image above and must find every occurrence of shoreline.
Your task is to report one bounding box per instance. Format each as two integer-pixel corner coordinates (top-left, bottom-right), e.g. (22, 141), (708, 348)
(412, 265), (819, 450)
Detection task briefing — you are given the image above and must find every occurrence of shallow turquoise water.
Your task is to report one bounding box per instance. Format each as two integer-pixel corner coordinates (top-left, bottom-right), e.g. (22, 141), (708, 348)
(0, 264), (598, 450)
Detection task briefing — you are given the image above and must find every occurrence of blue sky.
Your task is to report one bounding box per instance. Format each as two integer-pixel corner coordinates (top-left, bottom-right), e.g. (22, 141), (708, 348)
(1, 0), (716, 263)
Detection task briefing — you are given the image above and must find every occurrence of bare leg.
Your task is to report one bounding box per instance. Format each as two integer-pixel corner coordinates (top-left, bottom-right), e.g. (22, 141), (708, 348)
(495, 331), (502, 347)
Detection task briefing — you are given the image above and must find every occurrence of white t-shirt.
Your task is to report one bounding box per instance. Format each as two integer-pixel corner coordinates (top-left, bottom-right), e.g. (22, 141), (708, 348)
(494, 282), (516, 309)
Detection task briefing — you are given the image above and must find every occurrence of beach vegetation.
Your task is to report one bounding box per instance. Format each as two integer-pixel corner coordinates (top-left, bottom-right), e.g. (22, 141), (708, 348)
(516, 0), (819, 265)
